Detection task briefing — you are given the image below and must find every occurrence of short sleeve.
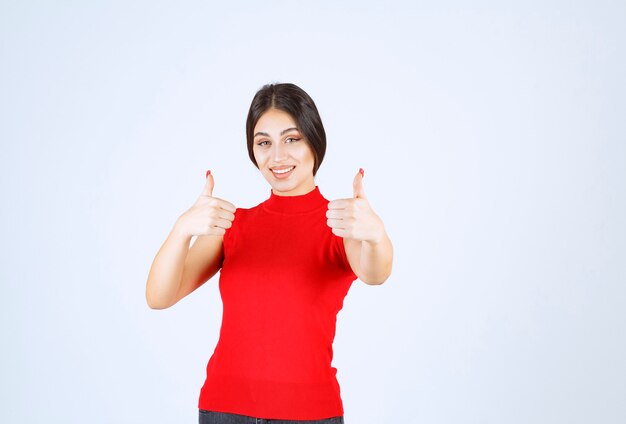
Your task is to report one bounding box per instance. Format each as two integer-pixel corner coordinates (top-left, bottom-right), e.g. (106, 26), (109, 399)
(222, 208), (241, 258)
(331, 233), (358, 279)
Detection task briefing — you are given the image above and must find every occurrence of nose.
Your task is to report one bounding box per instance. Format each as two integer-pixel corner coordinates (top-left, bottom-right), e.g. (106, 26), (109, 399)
(272, 141), (288, 162)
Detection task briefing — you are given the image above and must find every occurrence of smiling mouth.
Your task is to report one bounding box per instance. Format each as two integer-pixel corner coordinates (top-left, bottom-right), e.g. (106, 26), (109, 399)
(270, 166), (295, 178)
(271, 166), (295, 175)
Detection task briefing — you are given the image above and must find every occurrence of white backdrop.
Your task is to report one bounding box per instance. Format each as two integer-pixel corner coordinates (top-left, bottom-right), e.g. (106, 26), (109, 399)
(1, 1), (625, 423)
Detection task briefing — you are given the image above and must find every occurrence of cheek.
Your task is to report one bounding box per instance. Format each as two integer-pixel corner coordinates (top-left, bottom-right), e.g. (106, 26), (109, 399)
(295, 143), (315, 163)
(303, 147), (316, 166)
(253, 149), (265, 166)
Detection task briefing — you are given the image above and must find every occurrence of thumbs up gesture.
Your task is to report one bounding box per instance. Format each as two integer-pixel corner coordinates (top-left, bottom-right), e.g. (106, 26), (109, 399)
(175, 170), (236, 237)
(326, 168), (385, 243)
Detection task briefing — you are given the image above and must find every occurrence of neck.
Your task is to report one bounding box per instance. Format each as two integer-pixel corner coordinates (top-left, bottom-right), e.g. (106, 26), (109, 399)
(263, 185), (327, 214)
(271, 180), (316, 197)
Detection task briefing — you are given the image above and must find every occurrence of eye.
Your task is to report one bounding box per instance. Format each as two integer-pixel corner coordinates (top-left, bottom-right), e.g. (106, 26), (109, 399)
(285, 137), (301, 143)
(257, 140), (270, 146)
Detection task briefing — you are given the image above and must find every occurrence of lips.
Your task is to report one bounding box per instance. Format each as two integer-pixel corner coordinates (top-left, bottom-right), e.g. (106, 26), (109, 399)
(270, 166), (295, 179)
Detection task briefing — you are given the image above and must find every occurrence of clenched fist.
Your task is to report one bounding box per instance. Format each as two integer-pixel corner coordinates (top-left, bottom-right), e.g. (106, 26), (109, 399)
(175, 170), (236, 237)
(326, 168), (385, 244)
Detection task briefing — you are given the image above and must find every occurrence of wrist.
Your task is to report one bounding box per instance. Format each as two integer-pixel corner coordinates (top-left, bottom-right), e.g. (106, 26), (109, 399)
(172, 218), (192, 241)
(364, 216), (386, 245)
(364, 228), (386, 246)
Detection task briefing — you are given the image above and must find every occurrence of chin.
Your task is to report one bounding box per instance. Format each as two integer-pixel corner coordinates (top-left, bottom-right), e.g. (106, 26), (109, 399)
(271, 181), (297, 193)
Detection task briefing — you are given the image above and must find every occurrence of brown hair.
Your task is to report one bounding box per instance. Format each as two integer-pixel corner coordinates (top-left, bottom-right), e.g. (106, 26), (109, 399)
(246, 83), (326, 176)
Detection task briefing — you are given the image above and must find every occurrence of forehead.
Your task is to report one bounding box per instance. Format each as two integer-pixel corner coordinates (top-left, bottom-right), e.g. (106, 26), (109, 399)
(254, 108), (299, 133)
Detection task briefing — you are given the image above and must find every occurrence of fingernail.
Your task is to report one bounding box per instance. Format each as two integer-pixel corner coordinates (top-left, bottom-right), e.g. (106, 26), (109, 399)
(206, 170), (211, 178)
(359, 168), (364, 176)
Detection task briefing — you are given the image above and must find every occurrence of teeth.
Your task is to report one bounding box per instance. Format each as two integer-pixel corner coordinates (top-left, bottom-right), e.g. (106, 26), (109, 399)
(272, 167), (294, 174)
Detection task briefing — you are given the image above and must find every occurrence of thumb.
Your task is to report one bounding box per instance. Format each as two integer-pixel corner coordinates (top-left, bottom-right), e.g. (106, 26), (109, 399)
(353, 168), (366, 199)
(201, 169), (214, 197)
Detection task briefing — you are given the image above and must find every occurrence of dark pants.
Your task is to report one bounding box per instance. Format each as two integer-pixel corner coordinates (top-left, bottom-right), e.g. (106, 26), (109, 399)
(199, 409), (344, 424)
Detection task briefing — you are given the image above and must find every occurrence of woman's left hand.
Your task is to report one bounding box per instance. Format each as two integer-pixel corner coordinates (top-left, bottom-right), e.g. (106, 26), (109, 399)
(326, 169), (386, 244)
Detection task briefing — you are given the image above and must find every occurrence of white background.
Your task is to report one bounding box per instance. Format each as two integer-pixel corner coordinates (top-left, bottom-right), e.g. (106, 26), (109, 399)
(1, 1), (625, 423)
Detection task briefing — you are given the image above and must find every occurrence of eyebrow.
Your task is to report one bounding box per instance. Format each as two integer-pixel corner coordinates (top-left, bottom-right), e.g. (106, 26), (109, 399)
(253, 127), (300, 138)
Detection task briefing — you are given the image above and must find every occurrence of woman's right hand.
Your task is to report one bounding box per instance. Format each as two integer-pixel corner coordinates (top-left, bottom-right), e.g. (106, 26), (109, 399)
(175, 171), (236, 237)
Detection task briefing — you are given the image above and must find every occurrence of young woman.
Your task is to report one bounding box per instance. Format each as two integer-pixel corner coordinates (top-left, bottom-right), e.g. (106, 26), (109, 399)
(145, 83), (393, 424)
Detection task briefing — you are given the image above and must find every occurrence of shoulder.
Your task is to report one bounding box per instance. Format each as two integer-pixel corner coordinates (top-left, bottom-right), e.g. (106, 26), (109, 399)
(229, 201), (267, 229)
(233, 201), (264, 217)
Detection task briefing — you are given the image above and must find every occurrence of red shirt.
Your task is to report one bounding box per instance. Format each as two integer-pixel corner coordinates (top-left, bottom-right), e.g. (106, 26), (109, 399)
(198, 186), (357, 420)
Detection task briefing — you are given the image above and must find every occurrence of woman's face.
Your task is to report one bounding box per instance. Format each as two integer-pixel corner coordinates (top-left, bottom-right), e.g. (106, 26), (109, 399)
(253, 108), (316, 196)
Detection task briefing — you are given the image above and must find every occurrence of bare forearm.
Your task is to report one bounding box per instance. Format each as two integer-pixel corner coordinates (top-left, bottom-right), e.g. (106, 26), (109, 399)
(359, 232), (393, 285)
(145, 220), (192, 309)
(345, 230), (393, 285)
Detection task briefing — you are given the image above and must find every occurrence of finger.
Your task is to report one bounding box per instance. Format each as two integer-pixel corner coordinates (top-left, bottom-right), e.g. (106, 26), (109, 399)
(201, 170), (214, 197)
(326, 218), (346, 229)
(212, 218), (234, 230)
(212, 198), (236, 213)
(353, 168), (366, 199)
(326, 209), (348, 220)
(327, 199), (352, 210)
(216, 209), (236, 222)
(330, 228), (348, 238)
